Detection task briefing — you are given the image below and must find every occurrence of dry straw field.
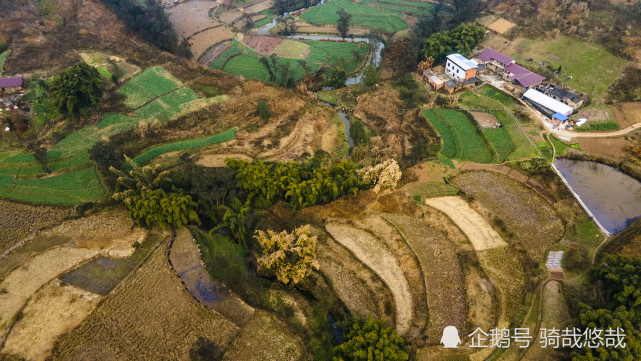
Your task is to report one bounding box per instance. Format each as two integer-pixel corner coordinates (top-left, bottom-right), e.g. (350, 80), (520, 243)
(325, 222), (413, 335)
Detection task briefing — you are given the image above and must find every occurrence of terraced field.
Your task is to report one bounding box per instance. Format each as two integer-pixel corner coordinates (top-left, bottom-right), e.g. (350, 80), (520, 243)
(302, 0), (431, 32)
(325, 222), (413, 334)
(0, 67), (231, 205)
(211, 38), (369, 81)
(422, 109), (494, 164)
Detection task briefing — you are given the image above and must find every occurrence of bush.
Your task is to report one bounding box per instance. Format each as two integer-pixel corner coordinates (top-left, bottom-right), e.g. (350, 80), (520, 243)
(126, 189), (201, 228)
(0, 43), (7, 54)
(50, 62), (104, 115)
(334, 317), (409, 361)
(350, 119), (370, 146)
(256, 100), (271, 120)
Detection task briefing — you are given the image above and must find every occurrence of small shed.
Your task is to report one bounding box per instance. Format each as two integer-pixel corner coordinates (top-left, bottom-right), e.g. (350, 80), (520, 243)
(552, 113), (568, 122)
(0, 77), (23, 93)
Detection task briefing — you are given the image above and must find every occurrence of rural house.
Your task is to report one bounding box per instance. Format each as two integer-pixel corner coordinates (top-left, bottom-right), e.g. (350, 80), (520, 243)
(537, 84), (584, 109)
(504, 63), (544, 90)
(476, 48), (515, 71)
(445, 53), (478, 80)
(0, 77), (22, 94)
(523, 89), (573, 117)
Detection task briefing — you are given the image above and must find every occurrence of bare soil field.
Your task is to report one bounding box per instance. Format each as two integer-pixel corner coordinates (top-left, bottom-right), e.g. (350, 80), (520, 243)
(167, 0), (221, 39)
(477, 247), (526, 329)
(1, 280), (101, 361)
(407, 162), (450, 182)
(612, 102), (641, 128)
(487, 18), (516, 34)
(244, 1), (273, 13)
(40, 210), (146, 258)
(316, 236), (395, 323)
(0, 246), (99, 339)
(242, 35), (283, 54)
(50, 241), (239, 360)
(576, 137), (633, 158)
(464, 266), (496, 332)
(425, 196), (507, 251)
(197, 153), (253, 167)
(223, 310), (306, 361)
(218, 10), (245, 24)
(0, 200), (70, 254)
(325, 222), (413, 335)
(200, 42), (229, 65)
(453, 171), (564, 261)
(382, 213), (467, 343)
(353, 213), (428, 339)
(189, 26), (233, 59)
(170, 228), (254, 327)
(480, 34), (513, 53)
(470, 111), (500, 128)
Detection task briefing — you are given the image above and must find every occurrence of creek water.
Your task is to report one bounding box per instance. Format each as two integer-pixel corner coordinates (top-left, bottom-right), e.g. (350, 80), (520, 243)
(337, 110), (354, 149)
(554, 158), (641, 234)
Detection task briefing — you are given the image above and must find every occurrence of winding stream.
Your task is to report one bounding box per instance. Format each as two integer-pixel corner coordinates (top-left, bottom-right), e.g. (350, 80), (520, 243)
(554, 159), (641, 234)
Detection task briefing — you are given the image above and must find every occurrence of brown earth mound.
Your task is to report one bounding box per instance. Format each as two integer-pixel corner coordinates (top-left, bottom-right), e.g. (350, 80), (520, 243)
(242, 35), (283, 54)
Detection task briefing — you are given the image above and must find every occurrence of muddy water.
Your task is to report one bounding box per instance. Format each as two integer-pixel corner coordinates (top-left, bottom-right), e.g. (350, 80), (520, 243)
(554, 159), (641, 234)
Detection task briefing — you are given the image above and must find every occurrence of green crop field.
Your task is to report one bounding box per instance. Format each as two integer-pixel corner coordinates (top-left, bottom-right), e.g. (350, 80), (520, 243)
(458, 91), (537, 160)
(0, 166), (104, 204)
(134, 87), (202, 121)
(54, 114), (138, 156)
(131, 128), (237, 165)
(483, 128), (515, 162)
(302, 40), (368, 73)
(117, 66), (182, 108)
(510, 37), (627, 101)
(422, 109), (493, 164)
(302, 0), (427, 32)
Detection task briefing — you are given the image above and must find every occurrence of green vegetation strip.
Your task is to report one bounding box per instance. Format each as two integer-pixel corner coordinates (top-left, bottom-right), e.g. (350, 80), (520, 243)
(483, 128), (515, 162)
(302, 40), (368, 74)
(0, 51), (9, 72)
(117, 66), (182, 108)
(132, 128), (237, 165)
(301, 0), (419, 32)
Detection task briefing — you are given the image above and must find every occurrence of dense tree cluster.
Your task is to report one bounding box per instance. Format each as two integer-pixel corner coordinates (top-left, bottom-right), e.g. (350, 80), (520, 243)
(571, 255), (641, 360)
(110, 158), (200, 228)
(273, 0), (322, 15)
(255, 225), (319, 285)
(334, 317), (409, 361)
(50, 63), (104, 115)
(421, 22), (485, 62)
(225, 158), (369, 209)
(99, 0), (190, 57)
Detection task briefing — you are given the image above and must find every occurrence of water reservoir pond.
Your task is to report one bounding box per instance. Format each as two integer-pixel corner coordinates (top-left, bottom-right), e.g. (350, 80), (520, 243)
(555, 158), (641, 234)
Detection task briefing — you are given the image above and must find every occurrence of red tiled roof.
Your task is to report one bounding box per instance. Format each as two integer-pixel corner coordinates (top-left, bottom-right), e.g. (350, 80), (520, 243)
(0, 77), (22, 88)
(505, 63), (544, 88)
(477, 48), (514, 67)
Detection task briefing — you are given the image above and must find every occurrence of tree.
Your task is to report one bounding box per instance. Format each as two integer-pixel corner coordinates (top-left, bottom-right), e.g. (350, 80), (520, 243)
(590, 254), (641, 321)
(360, 159), (402, 193)
(110, 156), (171, 202)
(50, 62), (104, 115)
(350, 119), (370, 146)
(326, 66), (347, 89)
(334, 317), (409, 361)
(255, 225), (319, 285)
(422, 32), (453, 63)
(337, 9), (352, 38)
(89, 141), (124, 171)
(362, 65), (377, 87)
(448, 22), (485, 57)
(256, 100), (271, 119)
(217, 197), (253, 247)
(127, 189), (201, 228)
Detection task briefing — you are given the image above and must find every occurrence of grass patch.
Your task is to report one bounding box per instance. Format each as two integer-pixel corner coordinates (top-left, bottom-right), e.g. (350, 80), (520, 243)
(511, 37), (627, 101)
(97, 66), (112, 78)
(0, 51), (9, 72)
(537, 141), (554, 162)
(302, 40), (368, 74)
(564, 214), (603, 250)
(575, 121), (620, 131)
(422, 109), (493, 163)
(482, 128), (515, 162)
(549, 135), (579, 156)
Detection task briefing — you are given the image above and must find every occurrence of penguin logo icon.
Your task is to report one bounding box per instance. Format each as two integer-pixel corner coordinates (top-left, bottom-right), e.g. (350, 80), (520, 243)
(441, 326), (461, 348)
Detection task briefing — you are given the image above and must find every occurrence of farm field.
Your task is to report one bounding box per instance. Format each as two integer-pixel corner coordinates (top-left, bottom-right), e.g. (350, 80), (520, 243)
(117, 66), (182, 108)
(211, 38), (369, 81)
(459, 91), (538, 160)
(522, 281), (569, 361)
(422, 109), (494, 163)
(425, 196), (507, 250)
(509, 37), (628, 101)
(189, 26), (234, 59)
(382, 213), (467, 341)
(453, 171), (564, 261)
(166, 0), (221, 39)
(0, 66), (232, 205)
(0, 200), (70, 253)
(483, 127), (515, 162)
(325, 222), (413, 335)
(131, 128), (237, 165)
(50, 242), (240, 360)
(301, 0), (431, 32)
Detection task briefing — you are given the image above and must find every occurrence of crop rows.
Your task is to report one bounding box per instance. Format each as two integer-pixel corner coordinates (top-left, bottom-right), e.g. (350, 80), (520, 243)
(423, 109), (493, 163)
(482, 128), (515, 162)
(302, 40), (368, 74)
(117, 66), (182, 108)
(54, 117), (137, 156)
(3, 151), (61, 163)
(301, 0), (411, 32)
